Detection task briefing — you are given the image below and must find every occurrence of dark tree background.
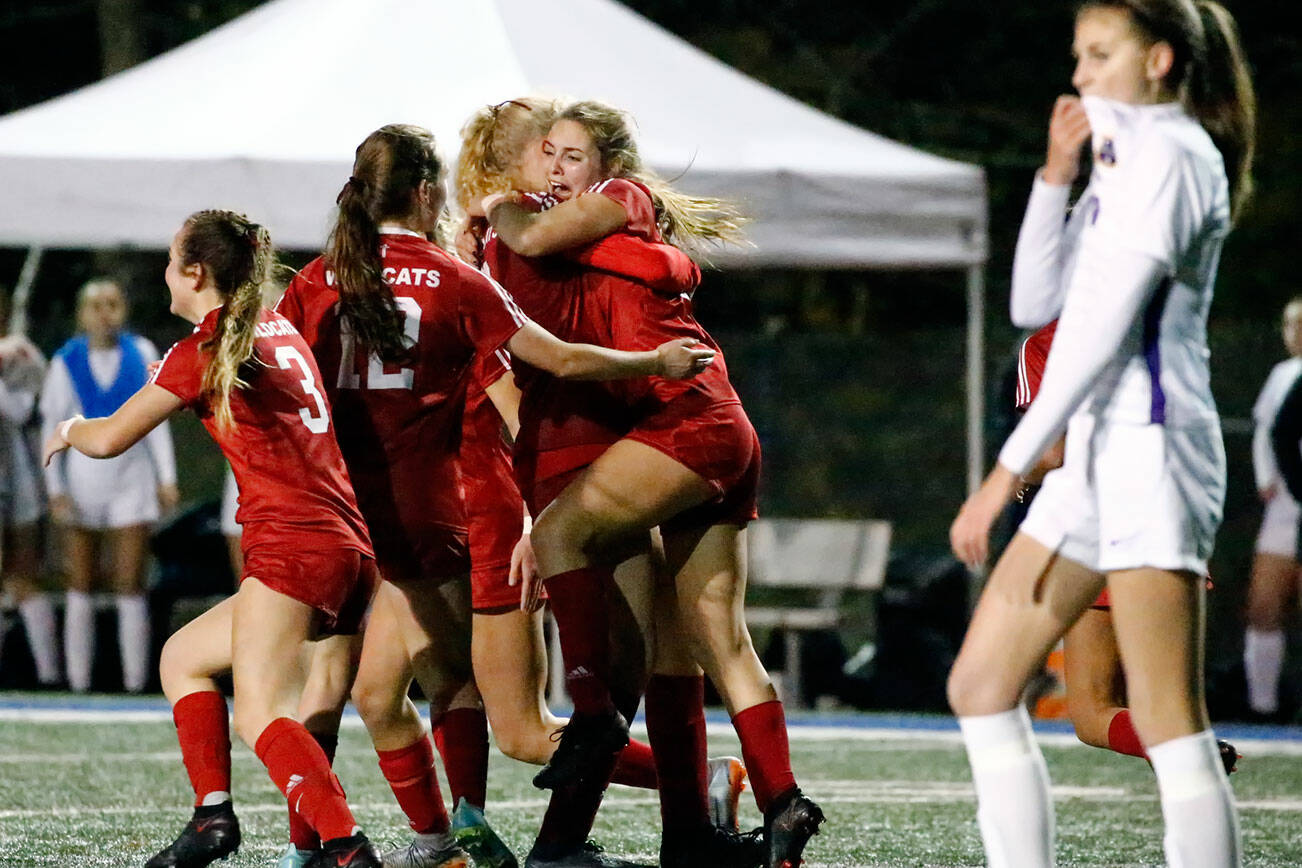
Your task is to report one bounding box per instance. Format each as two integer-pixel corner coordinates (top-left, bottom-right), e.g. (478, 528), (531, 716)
(2, 0), (1298, 707)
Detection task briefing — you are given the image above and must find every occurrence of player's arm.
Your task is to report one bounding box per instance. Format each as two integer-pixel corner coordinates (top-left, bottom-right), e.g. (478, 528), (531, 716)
(1010, 96), (1090, 328)
(486, 193), (627, 258)
(1269, 373), (1302, 503)
(505, 320), (712, 382)
(43, 383), (184, 465)
(484, 369), (522, 441)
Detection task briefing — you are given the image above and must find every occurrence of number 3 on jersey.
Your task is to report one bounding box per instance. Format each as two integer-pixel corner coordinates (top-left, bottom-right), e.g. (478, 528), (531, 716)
(337, 297), (421, 390)
(275, 345), (330, 434)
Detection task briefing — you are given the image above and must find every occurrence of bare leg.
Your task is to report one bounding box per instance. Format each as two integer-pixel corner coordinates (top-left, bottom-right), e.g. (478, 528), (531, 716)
(159, 596), (235, 702)
(1243, 552), (1297, 715)
(1108, 568), (1240, 868)
(1062, 608), (1128, 751)
(664, 524), (769, 713)
(473, 609), (564, 764)
(947, 533), (1104, 868)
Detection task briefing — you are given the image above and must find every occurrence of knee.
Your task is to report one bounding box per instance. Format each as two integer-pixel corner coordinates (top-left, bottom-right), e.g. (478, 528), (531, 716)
(492, 723), (550, 765)
(946, 660), (1016, 718)
(530, 508), (590, 561)
(1065, 688), (1113, 749)
(158, 635), (193, 697)
(351, 676), (404, 728)
(1245, 594), (1284, 629)
(231, 705), (269, 749)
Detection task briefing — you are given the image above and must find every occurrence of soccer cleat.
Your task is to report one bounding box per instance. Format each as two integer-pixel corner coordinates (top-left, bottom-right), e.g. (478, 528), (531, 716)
(305, 834), (382, 868)
(707, 756), (748, 832)
(381, 829), (470, 868)
(144, 803), (241, 868)
(532, 708), (630, 790)
(1217, 739), (1241, 775)
(660, 825), (765, 868)
(450, 799), (517, 868)
(763, 788), (824, 868)
(276, 844), (319, 868)
(523, 839), (651, 868)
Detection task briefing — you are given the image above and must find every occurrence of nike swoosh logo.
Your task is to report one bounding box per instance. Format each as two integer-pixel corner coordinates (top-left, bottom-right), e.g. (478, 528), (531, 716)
(336, 846), (362, 866)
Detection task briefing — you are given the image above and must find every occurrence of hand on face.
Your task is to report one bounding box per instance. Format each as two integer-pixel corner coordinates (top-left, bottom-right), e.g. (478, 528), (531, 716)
(1043, 95), (1092, 186)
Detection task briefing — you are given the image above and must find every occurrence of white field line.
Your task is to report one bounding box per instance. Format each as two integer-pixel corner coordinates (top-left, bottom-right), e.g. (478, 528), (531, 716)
(1, 782), (1298, 821)
(1, 708), (1300, 756)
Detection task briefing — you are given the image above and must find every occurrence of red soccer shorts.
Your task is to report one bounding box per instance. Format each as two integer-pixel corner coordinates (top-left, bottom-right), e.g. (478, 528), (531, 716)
(242, 544), (379, 635)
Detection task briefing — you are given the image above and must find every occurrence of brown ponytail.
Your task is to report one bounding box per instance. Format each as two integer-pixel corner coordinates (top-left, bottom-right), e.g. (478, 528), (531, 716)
(326, 124), (442, 364)
(181, 210), (276, 431)
(1191, 1), (1255, 220)
(1080, 0), (1256, 220)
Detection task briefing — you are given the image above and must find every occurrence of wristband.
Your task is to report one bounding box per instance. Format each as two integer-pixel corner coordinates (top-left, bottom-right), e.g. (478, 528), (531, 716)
(59, 416), (81, 442)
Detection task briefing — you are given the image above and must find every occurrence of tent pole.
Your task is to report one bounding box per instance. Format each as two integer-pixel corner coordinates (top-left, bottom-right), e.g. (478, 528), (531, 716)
(10, 245), (44, 337)
(965, 262), (984, 496)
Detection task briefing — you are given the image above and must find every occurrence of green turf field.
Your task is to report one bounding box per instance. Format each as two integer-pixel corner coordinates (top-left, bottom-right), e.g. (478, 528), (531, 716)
(0, 707), (1299, 867)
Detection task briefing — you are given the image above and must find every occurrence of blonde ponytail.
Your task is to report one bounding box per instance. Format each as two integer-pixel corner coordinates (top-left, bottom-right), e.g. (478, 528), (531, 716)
(181, 211), (276, 431)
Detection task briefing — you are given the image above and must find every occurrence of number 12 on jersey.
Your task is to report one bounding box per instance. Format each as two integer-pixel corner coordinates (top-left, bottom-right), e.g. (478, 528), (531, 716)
(337, 297), (422, 391)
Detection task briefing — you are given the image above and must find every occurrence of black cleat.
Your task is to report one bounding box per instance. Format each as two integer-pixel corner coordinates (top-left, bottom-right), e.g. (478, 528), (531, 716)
(1217, 739), (1241, 775)
(144, 803), (241, 868)
(305, 834), (382, 868)
(532, 708), (629, 790)
(523, 839), (650, 868)
(763, 788), (824, 868)
(660, 824), (765, 868)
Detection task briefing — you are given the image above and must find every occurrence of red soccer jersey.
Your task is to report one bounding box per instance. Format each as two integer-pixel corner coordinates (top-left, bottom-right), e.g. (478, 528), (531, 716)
(1016, 320), (1059, 410)
(277, 230), (527, 538)
(484, 194), (693, 481)
(462, 346), (522, 527)
(586, 178), (738, 409)
(150, 308), (372, 557)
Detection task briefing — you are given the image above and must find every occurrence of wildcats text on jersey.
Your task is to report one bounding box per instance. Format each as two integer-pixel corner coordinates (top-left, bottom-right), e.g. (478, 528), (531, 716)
(320, 265), (441, 289)
(254, 318), (298, 338)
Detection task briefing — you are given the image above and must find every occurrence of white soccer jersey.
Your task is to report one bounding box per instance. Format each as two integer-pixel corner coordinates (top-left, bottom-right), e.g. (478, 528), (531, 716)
(1252, 357), (1302, 493)
(1000, 97), (1231, 475)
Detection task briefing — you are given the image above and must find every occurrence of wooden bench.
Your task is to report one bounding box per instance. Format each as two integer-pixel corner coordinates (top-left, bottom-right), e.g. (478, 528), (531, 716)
(746, 517), (892, 707)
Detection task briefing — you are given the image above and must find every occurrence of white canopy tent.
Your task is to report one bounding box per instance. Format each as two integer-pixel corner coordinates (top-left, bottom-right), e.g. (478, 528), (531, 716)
(0, 0), (988, 489)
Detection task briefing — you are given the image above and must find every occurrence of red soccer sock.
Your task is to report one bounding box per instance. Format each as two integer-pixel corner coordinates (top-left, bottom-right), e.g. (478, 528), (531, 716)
(376, 735), (450, 834)
(1107, 709), (1148, 759)
(610, 738), (659, 789)
(432, 707), (489, 809)
(288, 731), (338, 850)
(545, 566), (615, 715)
(172, 691), (232, 806)
(732, 700), (797, 813)
(254, 718), (357, 842)
(645, 674), (710, 832)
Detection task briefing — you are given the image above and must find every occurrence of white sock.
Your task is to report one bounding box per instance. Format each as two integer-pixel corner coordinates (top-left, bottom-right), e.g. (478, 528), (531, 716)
(64, 591), (95, 693)
(1149, 731), (1241, 868)
(115, 594), (150, 693)
(18, 596), (61, 684)
(958, 706), (1054, 868)
(1243, 628), (1285, 714)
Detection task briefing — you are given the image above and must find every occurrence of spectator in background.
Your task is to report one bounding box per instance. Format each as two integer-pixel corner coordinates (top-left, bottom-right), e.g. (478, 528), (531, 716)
(1244, 296), (1302, 718)
(0, 286), (61, 687)
(40, 278), (178, 692)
